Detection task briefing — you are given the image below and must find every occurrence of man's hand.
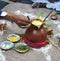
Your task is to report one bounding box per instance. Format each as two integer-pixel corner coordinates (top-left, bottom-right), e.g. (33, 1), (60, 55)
(0, 14), (31, 27)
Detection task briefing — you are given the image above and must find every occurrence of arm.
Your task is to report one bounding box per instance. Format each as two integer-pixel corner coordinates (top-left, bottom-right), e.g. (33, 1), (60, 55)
(0, 10), (31, 27)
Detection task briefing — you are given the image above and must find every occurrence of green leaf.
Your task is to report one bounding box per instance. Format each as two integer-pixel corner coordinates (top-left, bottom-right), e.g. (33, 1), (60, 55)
(38, 12), (44, 18)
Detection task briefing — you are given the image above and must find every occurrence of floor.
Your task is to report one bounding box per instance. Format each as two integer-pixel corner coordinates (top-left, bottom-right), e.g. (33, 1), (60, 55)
(0, 1), (60, 61)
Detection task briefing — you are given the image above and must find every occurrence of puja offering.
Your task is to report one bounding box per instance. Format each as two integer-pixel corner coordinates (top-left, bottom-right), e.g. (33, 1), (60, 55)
(14, 43), (30, 53)
(31, 20), (43, 28)
(54, 33), (60, 39)
(23, 10), (53, 48)
(7, 34), (20, 42)
(46, 29), (53, 35)
(0, 21), (7, 30)
(23, 19), (50, 48)
(50, 14), (58, 20)
(0, 41), (14, 50)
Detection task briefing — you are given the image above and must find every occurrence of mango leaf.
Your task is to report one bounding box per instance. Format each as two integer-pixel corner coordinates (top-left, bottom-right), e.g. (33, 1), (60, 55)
(38, 12), (43, 19)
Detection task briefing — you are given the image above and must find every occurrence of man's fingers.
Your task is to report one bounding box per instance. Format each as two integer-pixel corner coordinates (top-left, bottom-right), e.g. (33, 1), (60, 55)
(18, 15), (31, 23)
(17, 21), (29, 26)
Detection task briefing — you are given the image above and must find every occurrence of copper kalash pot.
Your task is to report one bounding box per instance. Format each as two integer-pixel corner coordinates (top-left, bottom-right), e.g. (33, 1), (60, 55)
(23, 20), (48, 48)
(25, 24), (47, 42)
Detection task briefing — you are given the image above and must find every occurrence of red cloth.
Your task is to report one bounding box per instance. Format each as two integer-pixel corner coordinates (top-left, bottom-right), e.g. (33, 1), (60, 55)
(23, 37), (47, 48)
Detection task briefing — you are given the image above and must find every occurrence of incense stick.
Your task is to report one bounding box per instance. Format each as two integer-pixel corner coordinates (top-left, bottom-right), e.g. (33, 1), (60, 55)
(43, 10), (53, 22)
(39, 10), (53, 29)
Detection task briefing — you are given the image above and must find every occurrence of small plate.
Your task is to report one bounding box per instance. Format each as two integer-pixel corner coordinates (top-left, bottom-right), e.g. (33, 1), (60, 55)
(14, 43), (30, 53)
(7, 34), (20, 42)
(0, 41), (14, 50)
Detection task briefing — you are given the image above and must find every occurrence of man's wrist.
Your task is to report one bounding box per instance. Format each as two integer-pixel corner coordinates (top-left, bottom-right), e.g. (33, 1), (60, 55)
(4, 14), (14, 22)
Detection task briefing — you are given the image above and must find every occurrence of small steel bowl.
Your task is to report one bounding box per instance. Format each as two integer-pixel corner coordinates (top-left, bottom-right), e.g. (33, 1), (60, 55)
(7, 34), (20, 42)
(0, 41), (14, 50)
(14, 43), (30, 53)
